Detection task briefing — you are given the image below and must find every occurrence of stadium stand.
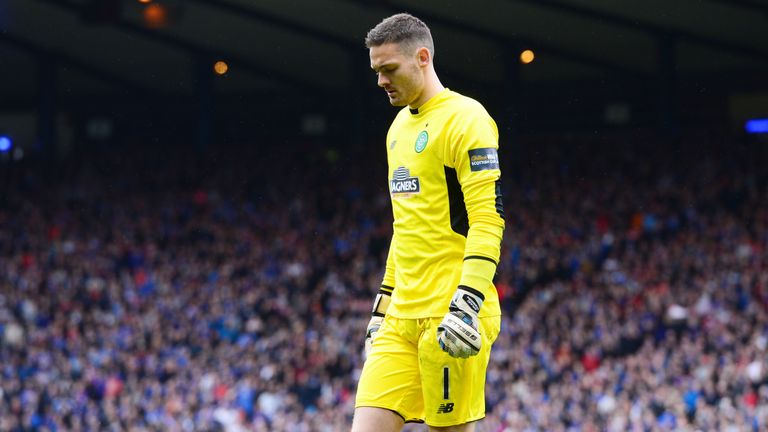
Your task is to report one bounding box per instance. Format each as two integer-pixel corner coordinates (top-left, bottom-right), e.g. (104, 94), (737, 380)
(1, 133), (767, 431)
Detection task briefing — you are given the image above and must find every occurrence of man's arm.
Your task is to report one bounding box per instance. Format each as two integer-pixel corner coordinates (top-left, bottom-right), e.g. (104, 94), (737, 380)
(365, 236), (396, 357)
(437, 107), (504, 358)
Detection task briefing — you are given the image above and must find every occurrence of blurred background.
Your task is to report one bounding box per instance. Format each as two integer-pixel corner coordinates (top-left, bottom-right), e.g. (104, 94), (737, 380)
(1, 0), (768, 431)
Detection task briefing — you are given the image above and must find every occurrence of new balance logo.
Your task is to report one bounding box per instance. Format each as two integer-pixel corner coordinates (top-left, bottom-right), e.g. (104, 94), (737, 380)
(437, 403), (454, 414)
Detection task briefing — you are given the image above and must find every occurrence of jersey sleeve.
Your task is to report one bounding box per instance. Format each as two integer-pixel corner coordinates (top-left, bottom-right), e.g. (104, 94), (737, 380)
(381, 235), (396, 292)
(449, 105), (505, 297)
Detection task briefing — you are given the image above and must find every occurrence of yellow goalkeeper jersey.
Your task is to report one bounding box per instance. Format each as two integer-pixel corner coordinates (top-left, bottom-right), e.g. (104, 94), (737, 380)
(382, 89), (504, 319)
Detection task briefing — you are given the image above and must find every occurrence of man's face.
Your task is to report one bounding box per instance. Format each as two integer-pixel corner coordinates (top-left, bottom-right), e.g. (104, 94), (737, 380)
(369, 42), (424, 107)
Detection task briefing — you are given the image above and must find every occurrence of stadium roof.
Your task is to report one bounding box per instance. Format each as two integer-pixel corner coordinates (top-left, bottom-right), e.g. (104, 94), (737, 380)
(2, 0), (767, 106)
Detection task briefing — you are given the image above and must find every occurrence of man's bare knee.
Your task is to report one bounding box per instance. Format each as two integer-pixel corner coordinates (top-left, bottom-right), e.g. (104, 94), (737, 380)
(351, 407), (405, 432)
(428, 422), (476, 432)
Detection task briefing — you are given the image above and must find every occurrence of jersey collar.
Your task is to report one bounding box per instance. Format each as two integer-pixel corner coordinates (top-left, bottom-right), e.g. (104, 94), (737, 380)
(408, 88), (450, 116)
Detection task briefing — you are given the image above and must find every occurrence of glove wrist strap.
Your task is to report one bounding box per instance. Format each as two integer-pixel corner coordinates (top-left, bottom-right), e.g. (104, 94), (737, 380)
(450, 285), (485, 316)
(372, 288), (392, 317)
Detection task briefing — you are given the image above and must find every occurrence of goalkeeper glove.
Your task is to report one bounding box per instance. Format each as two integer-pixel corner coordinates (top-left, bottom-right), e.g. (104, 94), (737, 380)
(437, 286), (484, 358)
(364, 287), (392, 358)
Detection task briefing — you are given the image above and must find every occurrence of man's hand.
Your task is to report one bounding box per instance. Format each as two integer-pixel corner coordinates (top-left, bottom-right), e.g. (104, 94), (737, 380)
(437, 286), (485, 358)
(363, 289), (392, 359)
(364, 315), (383, 358)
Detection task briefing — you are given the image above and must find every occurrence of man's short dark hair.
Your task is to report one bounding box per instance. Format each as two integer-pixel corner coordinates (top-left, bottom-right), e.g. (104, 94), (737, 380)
(365, 13), (434, 57)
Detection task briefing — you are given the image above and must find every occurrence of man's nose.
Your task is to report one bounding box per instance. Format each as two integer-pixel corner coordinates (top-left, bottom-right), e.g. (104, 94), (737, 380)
(377, 74), (389, 87)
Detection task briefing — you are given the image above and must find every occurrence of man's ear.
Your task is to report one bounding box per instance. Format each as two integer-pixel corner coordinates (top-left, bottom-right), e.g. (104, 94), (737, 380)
(416, 47), (430, 67)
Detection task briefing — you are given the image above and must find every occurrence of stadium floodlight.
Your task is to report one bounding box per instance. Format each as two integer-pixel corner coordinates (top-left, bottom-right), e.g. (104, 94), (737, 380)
(745, 119), (768, 134)
(0, 136), (12, 152)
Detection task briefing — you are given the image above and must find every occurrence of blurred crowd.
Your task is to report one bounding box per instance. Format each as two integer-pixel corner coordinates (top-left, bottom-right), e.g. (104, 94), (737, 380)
(486, 134), (768, 431)
(0, 133), (767, 431)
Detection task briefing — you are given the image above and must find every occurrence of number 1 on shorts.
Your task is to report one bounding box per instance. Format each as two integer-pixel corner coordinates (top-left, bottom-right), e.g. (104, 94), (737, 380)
(443, 366), (450, 400)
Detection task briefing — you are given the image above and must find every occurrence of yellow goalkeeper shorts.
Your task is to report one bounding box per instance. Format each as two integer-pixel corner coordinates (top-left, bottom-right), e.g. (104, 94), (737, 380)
(355, 314), (501, 427)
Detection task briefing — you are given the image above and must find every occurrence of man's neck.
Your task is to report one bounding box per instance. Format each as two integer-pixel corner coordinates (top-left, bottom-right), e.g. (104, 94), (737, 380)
(409, 74), (444, 110)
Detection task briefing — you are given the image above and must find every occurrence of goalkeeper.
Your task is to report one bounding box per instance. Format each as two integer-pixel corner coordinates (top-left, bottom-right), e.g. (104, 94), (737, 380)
(353, 13), (505, 432)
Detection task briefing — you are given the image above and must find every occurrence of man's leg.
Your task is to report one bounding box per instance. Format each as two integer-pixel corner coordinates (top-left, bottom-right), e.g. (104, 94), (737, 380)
(351, 407), (405, 432)
(355, 317), (426, 427)
(428, 422), (476, 432)
(419, 316), (501, 430)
